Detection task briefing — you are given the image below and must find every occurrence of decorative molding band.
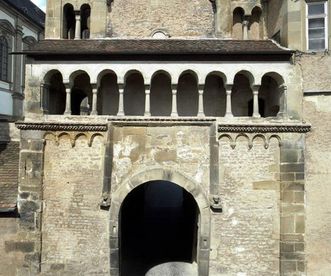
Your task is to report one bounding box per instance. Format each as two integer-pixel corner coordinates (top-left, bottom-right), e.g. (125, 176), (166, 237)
(218, 124), (311, 133)
(109, 117), (216, 126)
(16, 122), (108, 132)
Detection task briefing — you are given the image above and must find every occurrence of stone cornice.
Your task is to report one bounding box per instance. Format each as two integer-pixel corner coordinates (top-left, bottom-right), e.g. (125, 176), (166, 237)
(16, 122), (108, 132)
(218, 124), (311, 133)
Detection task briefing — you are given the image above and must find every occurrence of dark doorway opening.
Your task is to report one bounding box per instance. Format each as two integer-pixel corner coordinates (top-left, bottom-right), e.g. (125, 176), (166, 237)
(119, 181), (199, 276)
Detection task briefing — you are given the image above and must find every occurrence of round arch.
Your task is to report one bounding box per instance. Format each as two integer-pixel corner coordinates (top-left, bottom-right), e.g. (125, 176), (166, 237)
(109, 168), (211, 276)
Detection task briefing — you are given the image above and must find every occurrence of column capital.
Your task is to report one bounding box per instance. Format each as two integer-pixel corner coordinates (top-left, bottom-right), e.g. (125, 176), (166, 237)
(171, 84), (177, 91)
(279, 84), (287, 91)
(144, 84), (151, 94)
(91, 84), (98, 93)
(64, 83), (71, 90)
(118, 83), (125, 91)
(251, 84), (261, 92)
(225, 84), (233, 91)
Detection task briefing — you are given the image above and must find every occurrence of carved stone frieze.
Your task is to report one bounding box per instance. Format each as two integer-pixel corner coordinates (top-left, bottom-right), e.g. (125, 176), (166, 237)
(218, 124), (311, 133)
(16, 122), (108, 132)
(43, 132), (105, 147)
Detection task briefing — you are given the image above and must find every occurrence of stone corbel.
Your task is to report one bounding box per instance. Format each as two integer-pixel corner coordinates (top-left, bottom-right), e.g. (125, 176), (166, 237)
(210, 195), (222, 212)
(100, 192), (111, 210)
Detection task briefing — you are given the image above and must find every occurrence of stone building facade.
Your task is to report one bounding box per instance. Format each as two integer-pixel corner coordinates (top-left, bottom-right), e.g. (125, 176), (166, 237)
(0, 1), (44, 275)
(0, 0), (330, 275)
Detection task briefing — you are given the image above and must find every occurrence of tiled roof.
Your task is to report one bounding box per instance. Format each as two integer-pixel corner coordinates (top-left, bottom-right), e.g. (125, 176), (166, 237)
(23, 39), (293, 57)
(5, 0), (45, 28)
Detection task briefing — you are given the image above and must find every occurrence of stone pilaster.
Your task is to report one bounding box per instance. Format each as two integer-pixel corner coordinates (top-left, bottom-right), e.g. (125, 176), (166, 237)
(16, 130), (45, 275)
(280, 135), (306, 275)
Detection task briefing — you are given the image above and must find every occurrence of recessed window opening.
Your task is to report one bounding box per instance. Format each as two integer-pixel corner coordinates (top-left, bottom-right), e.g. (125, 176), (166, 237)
(98, 72), (119, 115)
(63, 4), (75, 39)
(232, 73), (253, 116)
(124, 72), (145, 116)
(307, 1), (328, 51)
(203, 74), (226, 117)
(120, 181), (199, 276)
(71, 73), (92, 115)
(0, 36), (9, 81)
(177, 72), (199, 116)
(259, 75), (280, 117)
(81, 4), (91, 39)
(45, 71), (66, 115)
(150, 72), (172, 116)
(232, 7), (244, 39)
(249, 6), (262, 40)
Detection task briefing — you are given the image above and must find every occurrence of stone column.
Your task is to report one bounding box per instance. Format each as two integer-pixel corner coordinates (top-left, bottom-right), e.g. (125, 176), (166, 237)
(225, 85), (233, 117)
(243, 17), (249, 40)
(117, 84), (124, 116)
(171, 84), (178, 117)
(74, 11), (81, 39)
(252, 85), (261, 118)
(144, 85), (151, 116)
(278, 84), (288, 119)
(198, 84), (205, 117)
(40, 82), (49, 114)
(64, 85), (71, 115)
(91, 85), (98, 115)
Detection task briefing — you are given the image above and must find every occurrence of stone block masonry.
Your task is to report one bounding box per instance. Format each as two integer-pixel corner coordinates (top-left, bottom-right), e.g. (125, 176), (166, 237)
(0, 142), (19, 210)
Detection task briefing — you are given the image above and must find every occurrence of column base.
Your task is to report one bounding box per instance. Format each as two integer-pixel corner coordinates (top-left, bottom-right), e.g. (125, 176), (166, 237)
(225, 113), (233, 118)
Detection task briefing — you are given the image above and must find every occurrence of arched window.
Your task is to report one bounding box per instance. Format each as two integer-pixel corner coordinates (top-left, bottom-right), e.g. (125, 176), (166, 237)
(232, 7), (244, 39)
(63, 4), (75, 39)
(0, 36), (9, 81)
(249, 7), (263, 40)
(81, 4), (91, 39)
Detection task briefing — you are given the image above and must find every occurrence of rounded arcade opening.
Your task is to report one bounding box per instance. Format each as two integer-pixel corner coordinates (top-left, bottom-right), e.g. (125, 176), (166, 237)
(119, 180), (199, 276)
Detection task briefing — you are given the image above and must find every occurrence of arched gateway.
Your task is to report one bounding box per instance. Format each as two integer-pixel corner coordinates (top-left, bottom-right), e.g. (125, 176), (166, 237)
(109, 169), (211, 276)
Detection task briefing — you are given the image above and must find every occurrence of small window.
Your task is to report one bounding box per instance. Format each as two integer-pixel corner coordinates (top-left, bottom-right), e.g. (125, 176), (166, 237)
(0, 36), (9, 81)
(306, 1), (328, 51)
